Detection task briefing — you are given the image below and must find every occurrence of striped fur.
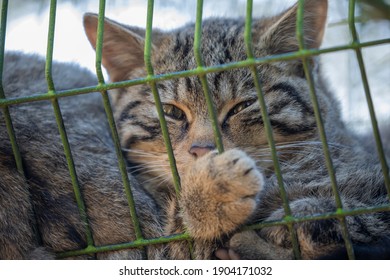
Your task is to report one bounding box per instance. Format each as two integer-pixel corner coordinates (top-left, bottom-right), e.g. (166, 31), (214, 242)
(0, 52), (166, 259)
(1, 0), (386, 260)
(84, 0), (390, 259)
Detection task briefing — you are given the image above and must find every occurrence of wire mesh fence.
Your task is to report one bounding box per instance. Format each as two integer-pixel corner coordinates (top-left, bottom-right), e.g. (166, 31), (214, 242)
(0, 0), (390, 259)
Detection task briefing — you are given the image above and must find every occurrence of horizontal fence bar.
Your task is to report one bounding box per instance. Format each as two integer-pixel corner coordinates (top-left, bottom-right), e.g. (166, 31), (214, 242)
(1, 38), (389, 108)
(245, 203), (390, 231)
(57, 231), (191, 259)
(56, 202), (390, 258)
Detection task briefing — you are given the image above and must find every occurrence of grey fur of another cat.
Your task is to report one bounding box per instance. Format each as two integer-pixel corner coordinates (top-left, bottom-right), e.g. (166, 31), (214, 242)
(0, 53), (165, 259)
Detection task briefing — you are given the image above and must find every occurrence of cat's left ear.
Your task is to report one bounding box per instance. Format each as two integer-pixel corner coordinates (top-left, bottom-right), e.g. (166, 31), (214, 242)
(83, 13), (147, 82)
(257, 0), (328, 55)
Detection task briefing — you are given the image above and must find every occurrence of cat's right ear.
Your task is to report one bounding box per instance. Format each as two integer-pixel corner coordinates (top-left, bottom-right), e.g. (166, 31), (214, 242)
(83, 13), (145, 82)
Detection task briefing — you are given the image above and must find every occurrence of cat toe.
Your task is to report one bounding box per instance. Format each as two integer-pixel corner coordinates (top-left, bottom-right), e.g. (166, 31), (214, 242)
(214, 248), (230, 260)
(228, 249), (241, 260)
(214, 248), (241, 260)
(180, 149), (264, 240)
(212, 149), (264, 199)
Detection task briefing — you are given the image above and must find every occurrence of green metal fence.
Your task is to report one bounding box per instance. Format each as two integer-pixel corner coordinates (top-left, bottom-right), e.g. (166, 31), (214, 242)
(1, 0), (390, 260)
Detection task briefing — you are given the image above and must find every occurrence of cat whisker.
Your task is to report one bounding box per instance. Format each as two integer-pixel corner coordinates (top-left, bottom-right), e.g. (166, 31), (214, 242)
(141, 172), (172, 186)
(275, 141), (348, 151)
(127, 162), (169, 169)
(122, 148), (165, 158)
(127, 164), (167, 172)
(153, 176), (174, 189)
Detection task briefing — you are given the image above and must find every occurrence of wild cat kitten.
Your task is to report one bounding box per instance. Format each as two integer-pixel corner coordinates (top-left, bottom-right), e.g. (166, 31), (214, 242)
(1, 0), (389, 260)
(84, 0), (390, 259)
(0, 53), (165, 259)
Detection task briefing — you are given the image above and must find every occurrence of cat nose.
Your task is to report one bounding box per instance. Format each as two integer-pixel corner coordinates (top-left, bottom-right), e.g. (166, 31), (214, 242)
(189, 144), (215, 158)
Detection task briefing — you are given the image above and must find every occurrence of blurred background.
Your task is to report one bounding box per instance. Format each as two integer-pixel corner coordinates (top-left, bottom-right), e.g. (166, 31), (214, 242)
(2, 0), (390, 134)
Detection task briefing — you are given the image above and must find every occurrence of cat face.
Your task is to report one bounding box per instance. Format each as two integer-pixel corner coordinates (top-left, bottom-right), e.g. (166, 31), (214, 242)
(84, 0), (329, 191)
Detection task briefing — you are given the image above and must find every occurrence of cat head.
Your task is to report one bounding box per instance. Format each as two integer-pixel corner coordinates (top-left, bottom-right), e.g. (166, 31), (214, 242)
(84, 0), (333, 192)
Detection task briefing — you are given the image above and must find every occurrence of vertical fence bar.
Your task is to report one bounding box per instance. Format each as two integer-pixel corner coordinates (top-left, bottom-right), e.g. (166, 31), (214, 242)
(94, 0), (106, 86)
(145, 0), (196, 258)
(144, 0), (182, 197)
(245, 0), (301, 260)
(94, 0), (145, 243)
(45, 0), (95, 253)
(348, 0), (390, 199)
(0, 0), (25, 175)
(194, 0), (224, 154)
(296, 0), (355, 259)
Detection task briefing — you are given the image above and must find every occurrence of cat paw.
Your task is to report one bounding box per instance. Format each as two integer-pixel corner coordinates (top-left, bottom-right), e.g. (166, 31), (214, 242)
(259, 198), (341, 259)
(180, 149), (264, 240)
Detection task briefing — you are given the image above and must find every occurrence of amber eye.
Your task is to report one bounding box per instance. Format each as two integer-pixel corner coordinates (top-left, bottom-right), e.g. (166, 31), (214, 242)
(162, 104), (186, 120)
(229, 99), (256, 116)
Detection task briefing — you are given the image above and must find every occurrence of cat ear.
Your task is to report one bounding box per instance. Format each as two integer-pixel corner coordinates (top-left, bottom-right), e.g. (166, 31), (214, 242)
(83, 13), (146, 82)
(258, 0), (328, 55)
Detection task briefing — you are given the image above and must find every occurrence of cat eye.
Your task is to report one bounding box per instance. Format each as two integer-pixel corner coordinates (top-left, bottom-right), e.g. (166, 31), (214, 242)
(162, 104), (186, 120)
(229, 99), (257, 117)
